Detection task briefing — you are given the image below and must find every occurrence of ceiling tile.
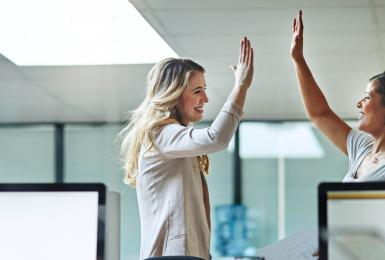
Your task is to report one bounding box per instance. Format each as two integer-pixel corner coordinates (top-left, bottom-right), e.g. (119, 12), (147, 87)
(150, 7), (375, 37)
(142, 0), (372, 10)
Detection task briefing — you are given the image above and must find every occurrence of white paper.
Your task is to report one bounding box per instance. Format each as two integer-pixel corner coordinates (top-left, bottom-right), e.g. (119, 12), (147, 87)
(256, 228), (318, 260)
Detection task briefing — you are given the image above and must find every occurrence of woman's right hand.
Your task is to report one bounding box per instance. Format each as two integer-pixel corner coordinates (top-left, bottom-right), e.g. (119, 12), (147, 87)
(231, 37), (254, 89)
(290, 10), (304, 61)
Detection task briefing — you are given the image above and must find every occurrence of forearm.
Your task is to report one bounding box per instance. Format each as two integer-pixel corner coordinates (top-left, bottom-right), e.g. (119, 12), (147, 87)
(226, 84), (248, 110)
(156, 102), (243, 158)
(293, 57), (331, 119)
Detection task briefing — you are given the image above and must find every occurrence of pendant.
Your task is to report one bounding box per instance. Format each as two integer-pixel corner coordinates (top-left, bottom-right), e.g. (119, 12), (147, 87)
(372, 157), (379, 164)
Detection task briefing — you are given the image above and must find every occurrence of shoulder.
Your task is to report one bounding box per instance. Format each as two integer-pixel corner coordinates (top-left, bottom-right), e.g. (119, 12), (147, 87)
(154, 121), (191, 141)
(347, 129), (373, 163)
(157, 121), (186, 133)
(348, 129), (373, 150)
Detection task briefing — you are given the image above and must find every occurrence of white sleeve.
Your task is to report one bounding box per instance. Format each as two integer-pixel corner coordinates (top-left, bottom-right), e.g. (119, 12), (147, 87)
(154, 101), (244, 158)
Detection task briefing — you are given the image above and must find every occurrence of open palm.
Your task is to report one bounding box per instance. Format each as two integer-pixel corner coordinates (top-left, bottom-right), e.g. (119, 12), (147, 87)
(232, 37), (254, 89)
(290, 10), (304, 60)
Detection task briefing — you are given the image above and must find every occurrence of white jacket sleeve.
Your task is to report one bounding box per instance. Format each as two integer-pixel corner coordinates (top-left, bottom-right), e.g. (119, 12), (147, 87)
(154, 101), (244, 158)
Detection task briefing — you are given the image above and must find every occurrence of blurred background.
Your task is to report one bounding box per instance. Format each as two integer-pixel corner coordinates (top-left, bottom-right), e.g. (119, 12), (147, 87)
(0, 0), (384, 259)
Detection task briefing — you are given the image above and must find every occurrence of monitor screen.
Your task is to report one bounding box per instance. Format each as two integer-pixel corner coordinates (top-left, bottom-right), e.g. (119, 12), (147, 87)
(0, 184), (105, 260)
(326, 189), (385, 260)
(327, 191), (385, 260)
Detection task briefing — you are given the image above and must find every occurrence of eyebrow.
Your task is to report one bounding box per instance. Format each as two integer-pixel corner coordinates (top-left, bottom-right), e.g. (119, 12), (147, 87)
(192, 86), (206, 91)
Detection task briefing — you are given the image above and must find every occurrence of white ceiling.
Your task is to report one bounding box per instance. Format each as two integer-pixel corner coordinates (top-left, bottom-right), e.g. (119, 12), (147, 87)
(0, 0), (384, 123)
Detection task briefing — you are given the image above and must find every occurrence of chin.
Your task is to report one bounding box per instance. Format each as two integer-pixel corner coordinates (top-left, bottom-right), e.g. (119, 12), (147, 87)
(191, 118), (202, 124)
(193, 114), (203, 122)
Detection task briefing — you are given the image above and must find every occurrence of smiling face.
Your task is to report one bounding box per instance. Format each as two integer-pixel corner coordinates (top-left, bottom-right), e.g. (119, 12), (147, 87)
(176, 71), (208, 125)
(357, 80), (385, 135)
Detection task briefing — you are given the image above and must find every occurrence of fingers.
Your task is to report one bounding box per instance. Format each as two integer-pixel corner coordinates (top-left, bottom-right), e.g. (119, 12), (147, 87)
(246, 39), (253, 67)
(293, 17), (296, 33)
(240, 37), (252, 64)
(242, 37), (247, 63)
(236, 37), (253, 68)
(298, 10), (304, 34)
(293, 10), (304, 34)
(239, 38), (244, 64)
(248, 47), (254, 67)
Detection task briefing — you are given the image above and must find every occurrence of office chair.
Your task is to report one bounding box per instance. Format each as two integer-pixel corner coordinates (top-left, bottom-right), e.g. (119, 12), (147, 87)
(144, 256), (205, 260)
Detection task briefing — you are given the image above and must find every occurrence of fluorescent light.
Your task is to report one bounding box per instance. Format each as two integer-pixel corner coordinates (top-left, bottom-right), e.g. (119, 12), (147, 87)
(238, 122), (324, 159)
(0, 0), (178, 65)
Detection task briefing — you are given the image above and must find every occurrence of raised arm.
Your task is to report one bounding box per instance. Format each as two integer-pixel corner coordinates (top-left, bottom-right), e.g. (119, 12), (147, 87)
(155, 37), (254, 158)
(290, 10), (351, 155)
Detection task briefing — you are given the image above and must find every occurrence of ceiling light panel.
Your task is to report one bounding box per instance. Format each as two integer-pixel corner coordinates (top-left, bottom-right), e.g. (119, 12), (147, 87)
(0, 0), (177, 65)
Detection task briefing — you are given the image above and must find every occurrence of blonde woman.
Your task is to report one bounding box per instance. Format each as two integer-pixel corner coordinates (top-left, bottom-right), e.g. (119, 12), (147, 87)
(119, 37), (254, 260)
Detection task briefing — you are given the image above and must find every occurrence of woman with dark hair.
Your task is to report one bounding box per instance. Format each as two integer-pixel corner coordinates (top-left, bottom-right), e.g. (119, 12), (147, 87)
(291, 10), (385, 182)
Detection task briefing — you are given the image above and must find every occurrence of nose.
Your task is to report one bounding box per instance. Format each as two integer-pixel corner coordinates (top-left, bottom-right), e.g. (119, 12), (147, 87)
(203, 92), (209, 103)
(357, 98), (363, 109)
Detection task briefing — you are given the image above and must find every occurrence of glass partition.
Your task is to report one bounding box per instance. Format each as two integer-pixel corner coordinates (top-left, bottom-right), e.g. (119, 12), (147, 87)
(0, 125), (55, 182)
(240, 122), (349, 248)
(64, 124), (139, 260)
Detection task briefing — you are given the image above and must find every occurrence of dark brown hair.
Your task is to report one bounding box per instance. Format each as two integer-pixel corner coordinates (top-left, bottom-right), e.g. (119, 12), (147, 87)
(370, 72), (385, 106)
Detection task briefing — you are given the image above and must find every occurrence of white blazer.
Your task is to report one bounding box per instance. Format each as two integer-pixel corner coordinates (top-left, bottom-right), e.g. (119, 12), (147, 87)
(136, 102), (243, 260)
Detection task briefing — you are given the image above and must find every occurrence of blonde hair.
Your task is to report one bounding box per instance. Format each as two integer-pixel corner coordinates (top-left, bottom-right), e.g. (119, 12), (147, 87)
(119, 58), (209, 186)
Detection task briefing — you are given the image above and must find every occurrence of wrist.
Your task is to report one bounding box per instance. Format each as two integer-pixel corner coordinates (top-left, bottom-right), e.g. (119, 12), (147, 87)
(233, 83), (250, 90)
(292, 55), (306, 64)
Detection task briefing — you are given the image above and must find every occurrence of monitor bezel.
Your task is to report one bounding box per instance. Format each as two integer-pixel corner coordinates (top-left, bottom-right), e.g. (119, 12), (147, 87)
(0, 183), (106, 260)
(318, 181), (385, 260)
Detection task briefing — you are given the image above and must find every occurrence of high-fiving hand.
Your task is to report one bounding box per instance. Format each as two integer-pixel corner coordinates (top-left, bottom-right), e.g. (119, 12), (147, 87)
(290, 10), (304, 61)
(231, 37), (254, 89)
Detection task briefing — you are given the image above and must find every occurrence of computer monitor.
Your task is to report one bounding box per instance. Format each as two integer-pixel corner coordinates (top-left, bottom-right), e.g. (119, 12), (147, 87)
(319, 182), (385, 260)
(0, 183), (106, 260)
